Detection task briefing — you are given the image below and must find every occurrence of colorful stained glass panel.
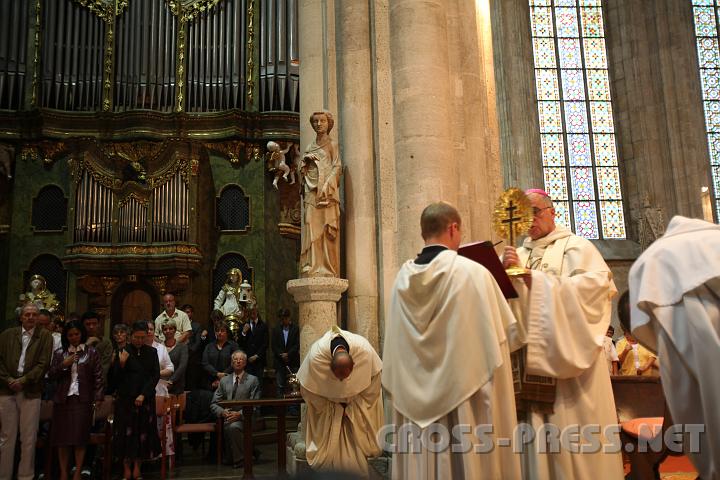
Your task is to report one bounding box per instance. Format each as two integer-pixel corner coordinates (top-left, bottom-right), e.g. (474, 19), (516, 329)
(590, 101), (614, 133)
(694, 7), (717, 37)
(544, 167), (569, 201)
(596, 167), (622, 200)
(568, 134), (591, 165)
(531, 7), (554, 37)
(600, 201), (626, 238)
(556, 8), (580, 37)
(573, 201), (599, 239)
(531, 0), (627, 236)
(561, 69), (586, 100)
(539, 101), (563, 132)
(553, 201), (572, 229)
(712, 166), (720, 192)
(594, 133), (618, 165)
(692, 0), (714, 6)
(541, 134), (566, 166)
(565, 101), (589, 133)
(701, 69), (720, 100)
(570, 167), (595, 200)
(705, 101), (720, 130)
(708, 133), (720, 164)
(536, 69), (560, 100)
(586, 69), (610, 100)
(697, 38), (720, 69)
(559, 38), (583, 68)
(534, 38), (557, 68)
(583, 38), (607, 68)
(580, 7), (604, 37)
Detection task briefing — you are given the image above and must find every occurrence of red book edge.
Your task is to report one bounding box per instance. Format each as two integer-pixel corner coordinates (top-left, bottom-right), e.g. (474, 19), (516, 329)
(457, 241), (518, 299)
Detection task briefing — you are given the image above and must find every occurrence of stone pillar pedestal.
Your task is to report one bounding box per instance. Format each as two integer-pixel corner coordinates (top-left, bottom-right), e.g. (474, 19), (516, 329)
(287, 277), (349, 358)
(285, 276), (349, 472)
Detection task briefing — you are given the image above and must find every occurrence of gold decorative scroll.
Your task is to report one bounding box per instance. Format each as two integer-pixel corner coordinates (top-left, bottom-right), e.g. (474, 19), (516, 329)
(66, 243), (202, 256)
(246, 0), (256, 107)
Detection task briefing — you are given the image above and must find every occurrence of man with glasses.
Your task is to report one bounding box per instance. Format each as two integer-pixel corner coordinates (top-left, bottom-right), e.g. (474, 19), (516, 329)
(503, 189), (623, 479)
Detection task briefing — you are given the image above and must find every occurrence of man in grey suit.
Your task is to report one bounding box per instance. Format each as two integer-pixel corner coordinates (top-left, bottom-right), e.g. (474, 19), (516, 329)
(210, 349), (261, 467)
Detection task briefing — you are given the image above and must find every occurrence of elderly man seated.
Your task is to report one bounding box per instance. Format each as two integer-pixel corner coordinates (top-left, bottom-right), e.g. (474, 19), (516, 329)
(210, 350), (261, 468)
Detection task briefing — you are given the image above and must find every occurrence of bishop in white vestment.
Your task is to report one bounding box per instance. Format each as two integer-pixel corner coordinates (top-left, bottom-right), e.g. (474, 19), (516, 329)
(629, 216), (720, 479)
(503, 189), (624, 480)
(297, 326), (383, 476)
(384, 202), (523, 480)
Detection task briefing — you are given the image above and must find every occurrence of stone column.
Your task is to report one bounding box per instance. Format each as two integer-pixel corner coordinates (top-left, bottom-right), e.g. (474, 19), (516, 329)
(389, 0), (458, 263)
(336, 0), (379, 350)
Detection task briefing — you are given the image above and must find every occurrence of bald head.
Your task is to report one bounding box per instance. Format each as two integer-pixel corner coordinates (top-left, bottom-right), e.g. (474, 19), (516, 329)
(330, 350), (354, 381)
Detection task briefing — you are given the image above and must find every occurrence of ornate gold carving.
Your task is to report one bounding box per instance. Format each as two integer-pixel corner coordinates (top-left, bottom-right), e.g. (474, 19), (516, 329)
(166, 0), (226, 23)
(176, 20), (187, 112)
(167, 273), (190, 295)
(20, 141), (70, 168)
(247, 144), (262, 163)
(102, 19), (114, 112)
(204, 141), (247, 167)
(72, 155), (119, 189)
(246, 0), (256, 106)
(71, 0), (114, 20)
(118, 192), (150, 208)
(30, 0), (41, 107)
(150, 276), (169, 296)
(66, 244), (202, 257)
(100, 276), (120, 296)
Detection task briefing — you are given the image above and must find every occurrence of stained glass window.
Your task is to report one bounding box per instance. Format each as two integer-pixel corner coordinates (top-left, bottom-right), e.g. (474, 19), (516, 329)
(530, 0), (626, 239)
(692, 0), (720, 221)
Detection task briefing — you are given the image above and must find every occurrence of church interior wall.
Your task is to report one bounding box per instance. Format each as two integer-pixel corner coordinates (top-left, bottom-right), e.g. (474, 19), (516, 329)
(491, 0), (715, 303)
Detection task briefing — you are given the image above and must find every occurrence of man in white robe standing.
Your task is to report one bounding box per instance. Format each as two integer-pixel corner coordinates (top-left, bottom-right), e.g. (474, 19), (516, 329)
(297, 325), (383, 476)
(383, 201), (523, 480)
(629, 216), (720, 479)
(503, 189), (624, 480)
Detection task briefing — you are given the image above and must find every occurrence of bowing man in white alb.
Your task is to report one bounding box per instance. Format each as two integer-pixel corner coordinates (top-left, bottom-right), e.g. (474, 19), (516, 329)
(297, 326), (383, 476)
(629, 216), (720, 480)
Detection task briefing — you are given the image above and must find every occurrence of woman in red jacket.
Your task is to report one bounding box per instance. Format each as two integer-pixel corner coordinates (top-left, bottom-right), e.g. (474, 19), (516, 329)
(49, 319), (104, 480)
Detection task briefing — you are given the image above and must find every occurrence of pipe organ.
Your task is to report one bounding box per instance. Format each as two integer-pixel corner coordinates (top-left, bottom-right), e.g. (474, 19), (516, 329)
(0, 0), (299, 113)
(74, 169), (114, 243)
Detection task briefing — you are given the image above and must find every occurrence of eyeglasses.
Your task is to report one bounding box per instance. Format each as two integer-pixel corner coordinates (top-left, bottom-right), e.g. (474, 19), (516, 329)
(533, 206), (552, 216)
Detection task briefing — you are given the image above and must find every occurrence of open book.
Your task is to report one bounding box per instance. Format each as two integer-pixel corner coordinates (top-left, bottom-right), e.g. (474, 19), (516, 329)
(457, 241), (518, 299)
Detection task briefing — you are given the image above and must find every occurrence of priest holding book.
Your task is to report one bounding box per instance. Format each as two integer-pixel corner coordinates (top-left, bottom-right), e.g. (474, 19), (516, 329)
(502, 189), (624, 480)
(383, 201), (523, 479)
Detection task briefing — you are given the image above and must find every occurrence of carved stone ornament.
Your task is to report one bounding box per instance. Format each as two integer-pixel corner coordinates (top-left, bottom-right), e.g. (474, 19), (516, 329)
(637, 195), (666, 251)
